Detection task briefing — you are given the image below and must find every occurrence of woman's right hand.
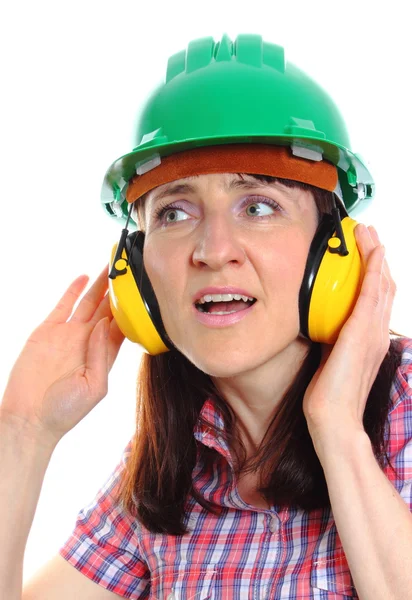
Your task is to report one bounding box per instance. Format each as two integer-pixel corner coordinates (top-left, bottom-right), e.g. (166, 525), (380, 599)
(0, 265), (125, 447)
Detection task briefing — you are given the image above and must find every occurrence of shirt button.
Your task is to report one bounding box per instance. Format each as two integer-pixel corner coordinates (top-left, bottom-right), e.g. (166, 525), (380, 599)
(167, 594), (176, 600)
(269, 516), (279, 533)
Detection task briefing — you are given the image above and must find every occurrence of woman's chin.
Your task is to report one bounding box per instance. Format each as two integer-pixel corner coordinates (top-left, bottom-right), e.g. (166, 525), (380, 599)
(193, 361), (256, 379)
(177, 345), (273, 379)
(173, 329), (309, 379)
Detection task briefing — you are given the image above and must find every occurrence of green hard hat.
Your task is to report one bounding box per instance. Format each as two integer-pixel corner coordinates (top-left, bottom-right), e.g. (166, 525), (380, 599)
(101, 33), (374, 227)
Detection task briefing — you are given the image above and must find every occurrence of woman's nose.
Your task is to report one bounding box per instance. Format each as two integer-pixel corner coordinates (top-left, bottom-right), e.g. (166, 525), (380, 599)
(191, 214), (246, 270)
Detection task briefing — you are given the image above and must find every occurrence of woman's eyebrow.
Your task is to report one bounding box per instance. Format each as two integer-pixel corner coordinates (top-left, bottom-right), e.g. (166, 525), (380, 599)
(150, 176), (282, 206)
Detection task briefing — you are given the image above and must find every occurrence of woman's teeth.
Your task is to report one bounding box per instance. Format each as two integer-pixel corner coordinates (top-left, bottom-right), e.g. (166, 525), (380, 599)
(195, 295), (256, 314)
(197, 293), (254, 304)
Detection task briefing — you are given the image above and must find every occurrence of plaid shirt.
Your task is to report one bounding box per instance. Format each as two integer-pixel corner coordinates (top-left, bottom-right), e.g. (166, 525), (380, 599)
(59, 337), (412, 599)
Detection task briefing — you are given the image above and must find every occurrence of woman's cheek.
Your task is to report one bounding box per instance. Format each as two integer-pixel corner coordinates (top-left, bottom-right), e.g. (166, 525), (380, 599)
(143, 242), (163, 294)
(144, 240), (181, 301)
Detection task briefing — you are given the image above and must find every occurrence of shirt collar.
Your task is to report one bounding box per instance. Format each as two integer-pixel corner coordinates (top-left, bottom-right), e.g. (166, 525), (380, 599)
(193, 397), (233, 465)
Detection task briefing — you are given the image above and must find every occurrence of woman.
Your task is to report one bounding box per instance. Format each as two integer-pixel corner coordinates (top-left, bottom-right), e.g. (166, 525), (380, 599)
(1, 34), (411, 599)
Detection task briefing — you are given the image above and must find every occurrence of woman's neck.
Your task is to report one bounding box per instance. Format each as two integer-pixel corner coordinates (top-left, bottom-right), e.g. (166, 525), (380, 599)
(212, 337), (312, 450)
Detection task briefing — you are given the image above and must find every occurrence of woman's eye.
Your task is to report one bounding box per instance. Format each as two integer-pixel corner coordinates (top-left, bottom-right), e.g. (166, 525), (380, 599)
(164, 208), (188, 223)
(153, 196), (281, 226)
(153, 204), (189, 224)
(244, 197), (280, 217)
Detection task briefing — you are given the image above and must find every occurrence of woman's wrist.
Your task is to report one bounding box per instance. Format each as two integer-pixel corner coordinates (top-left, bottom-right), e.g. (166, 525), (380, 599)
(308, 417), (371, 470)
(0, 403), (59, 455)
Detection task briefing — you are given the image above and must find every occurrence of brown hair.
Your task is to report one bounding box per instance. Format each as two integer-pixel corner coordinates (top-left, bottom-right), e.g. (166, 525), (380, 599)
(114, 176), (403, 534)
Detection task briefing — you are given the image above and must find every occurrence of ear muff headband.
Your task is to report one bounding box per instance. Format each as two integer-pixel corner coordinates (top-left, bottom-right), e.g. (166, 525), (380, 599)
(299, 215), (362, 344)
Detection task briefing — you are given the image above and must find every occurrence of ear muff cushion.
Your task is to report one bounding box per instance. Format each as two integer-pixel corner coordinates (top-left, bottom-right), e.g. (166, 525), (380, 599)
(126, 232), (170, 343)
(299, 214), (335, 339)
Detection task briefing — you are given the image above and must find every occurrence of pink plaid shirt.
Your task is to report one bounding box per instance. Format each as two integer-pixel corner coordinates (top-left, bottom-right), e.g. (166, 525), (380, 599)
(59, 337), (412, 599)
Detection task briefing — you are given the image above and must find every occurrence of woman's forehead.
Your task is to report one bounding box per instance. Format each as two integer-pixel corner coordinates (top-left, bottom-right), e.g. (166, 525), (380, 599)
(148, 173), (291, 204)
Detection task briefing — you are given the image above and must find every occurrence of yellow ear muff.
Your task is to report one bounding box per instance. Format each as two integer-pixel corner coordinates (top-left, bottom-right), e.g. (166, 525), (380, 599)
(299, 216), (362, 344)
(108, 232), (171, 355)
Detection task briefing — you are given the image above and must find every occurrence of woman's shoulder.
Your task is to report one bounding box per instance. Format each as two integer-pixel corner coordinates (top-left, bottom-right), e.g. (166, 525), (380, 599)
(391, 335), (412, 393)
(394, 335), (412, 359)
(387, 335), (412, 422)
(384, 337), (412, 492)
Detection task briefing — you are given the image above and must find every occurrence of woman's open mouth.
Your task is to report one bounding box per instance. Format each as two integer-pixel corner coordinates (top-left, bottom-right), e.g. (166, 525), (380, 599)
(195, 297), (257, 315)
(193, 294), (257, 326)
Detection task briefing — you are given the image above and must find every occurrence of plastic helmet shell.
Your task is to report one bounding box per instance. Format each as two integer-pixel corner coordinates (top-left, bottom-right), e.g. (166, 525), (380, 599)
(102, 34), (374, 227)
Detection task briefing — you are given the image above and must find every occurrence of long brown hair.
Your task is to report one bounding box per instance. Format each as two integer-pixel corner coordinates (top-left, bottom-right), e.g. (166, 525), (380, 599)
(114, 176), (404, 534)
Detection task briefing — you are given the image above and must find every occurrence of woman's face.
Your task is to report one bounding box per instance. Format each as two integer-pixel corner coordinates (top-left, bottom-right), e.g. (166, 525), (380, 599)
(142, 173), (319, 377)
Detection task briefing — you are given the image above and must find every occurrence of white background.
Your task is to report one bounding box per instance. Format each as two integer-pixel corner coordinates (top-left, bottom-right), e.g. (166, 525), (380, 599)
(0, 0), (411, 586)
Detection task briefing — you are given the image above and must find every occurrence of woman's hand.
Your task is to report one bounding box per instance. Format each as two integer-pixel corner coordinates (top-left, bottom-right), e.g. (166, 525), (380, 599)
(302, 224), (396, 456)
(0, 266), (125, 447)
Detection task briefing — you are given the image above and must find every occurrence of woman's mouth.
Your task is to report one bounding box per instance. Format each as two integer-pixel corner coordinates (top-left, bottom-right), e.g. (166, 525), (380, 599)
(195, 298), (257, 315)
(193, 296), (257, 327)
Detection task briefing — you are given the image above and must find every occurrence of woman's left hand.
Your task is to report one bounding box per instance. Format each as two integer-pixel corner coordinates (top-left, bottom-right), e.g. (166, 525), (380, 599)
(302, 224), (396, 456)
